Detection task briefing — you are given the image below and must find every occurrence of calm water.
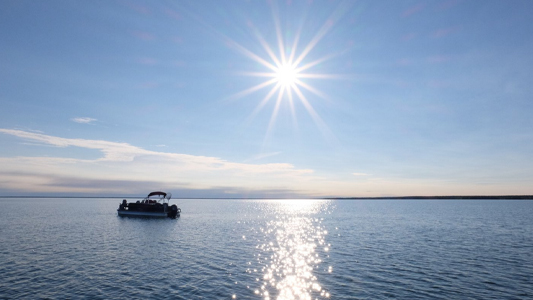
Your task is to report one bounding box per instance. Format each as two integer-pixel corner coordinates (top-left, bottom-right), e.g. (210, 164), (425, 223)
(0, 199), (532, 299)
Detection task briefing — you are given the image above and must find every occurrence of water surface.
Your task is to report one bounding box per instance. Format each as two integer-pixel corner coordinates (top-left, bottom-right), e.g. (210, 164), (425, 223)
(0, 199), (531, 299)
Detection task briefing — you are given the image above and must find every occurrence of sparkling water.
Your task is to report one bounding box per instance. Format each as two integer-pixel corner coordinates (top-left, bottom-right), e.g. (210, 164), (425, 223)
(1, 198), (532, 299)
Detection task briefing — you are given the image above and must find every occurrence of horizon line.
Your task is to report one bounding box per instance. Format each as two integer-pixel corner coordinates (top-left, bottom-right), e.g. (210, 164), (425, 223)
(1, 195), (532, 200)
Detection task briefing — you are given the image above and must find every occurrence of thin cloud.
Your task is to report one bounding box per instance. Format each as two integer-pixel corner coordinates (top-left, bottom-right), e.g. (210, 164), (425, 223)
(245, 151), (282, 162)
(71, 117), (97, 124)
(0, 129), (316, 195)
(3, 130), (527, 197)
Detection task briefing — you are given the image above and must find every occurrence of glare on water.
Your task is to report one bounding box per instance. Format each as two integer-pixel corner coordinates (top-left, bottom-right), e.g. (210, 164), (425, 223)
(251, 200), (332, 300)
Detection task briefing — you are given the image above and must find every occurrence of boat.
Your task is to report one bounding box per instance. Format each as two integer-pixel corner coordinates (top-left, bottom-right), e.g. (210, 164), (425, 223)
(117, 191), (180, 218)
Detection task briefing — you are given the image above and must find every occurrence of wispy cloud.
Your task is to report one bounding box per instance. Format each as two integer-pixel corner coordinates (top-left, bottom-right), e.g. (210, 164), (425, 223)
(71, 117), (97, 124)
(0, 129), (316, 196)
(2, 129), (530, 197)
(244, 151), (282, 162)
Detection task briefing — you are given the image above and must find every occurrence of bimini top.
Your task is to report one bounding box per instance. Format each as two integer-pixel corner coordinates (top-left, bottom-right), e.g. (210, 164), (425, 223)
(147, 191), (167, 198)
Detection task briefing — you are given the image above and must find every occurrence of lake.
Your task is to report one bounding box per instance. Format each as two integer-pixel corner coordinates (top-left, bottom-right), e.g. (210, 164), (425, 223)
(0, 198), (532, 299)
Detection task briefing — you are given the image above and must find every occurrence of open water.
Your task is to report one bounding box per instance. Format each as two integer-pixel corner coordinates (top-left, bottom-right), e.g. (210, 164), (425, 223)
(0, 198), (532, 299)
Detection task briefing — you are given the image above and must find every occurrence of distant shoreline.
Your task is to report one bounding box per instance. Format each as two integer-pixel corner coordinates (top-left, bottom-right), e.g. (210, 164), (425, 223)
(328, 195), (533, 200)
(0, 195), (532, 199)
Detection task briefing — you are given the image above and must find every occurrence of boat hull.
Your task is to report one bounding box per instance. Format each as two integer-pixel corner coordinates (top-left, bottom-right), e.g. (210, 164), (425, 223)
(117, 210), (168, 218)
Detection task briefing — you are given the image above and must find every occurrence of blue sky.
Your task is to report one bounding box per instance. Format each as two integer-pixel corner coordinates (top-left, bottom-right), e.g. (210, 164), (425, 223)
(1, 0), (532, 197)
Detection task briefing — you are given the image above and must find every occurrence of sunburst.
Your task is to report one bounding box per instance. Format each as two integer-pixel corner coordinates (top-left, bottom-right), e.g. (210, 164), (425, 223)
(222, 1), (352, 142)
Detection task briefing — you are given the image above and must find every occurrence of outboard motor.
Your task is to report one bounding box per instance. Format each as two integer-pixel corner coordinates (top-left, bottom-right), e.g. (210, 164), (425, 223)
(168, 204), (179, 218)
(118, 199), (127, 210)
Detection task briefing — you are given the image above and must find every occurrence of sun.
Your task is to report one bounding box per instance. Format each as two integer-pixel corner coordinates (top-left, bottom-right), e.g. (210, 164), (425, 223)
(275, 63), (299, 87)
(222, 1), (351, 141)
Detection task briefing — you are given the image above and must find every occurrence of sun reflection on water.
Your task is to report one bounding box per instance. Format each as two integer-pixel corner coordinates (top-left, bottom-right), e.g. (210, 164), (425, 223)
(249, 200), (332, 299)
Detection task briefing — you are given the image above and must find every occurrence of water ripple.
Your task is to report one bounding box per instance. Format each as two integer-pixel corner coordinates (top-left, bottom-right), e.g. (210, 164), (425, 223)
(1, 199), (532, 299)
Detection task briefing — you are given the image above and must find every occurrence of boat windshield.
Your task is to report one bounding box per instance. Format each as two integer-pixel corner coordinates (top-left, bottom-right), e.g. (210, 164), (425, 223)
(144, 191), (171, 203)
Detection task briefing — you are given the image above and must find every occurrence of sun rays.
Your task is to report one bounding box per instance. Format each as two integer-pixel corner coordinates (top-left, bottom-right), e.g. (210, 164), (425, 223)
(224, 1), (352, 143)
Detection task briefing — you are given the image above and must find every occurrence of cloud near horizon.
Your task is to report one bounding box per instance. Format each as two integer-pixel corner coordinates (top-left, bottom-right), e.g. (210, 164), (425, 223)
(0, 129), (319, 196)
(1, 129), (531, 197)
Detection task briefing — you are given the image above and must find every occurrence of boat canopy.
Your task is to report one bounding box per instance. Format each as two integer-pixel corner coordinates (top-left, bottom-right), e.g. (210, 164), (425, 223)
(147, 191), (167, 198)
